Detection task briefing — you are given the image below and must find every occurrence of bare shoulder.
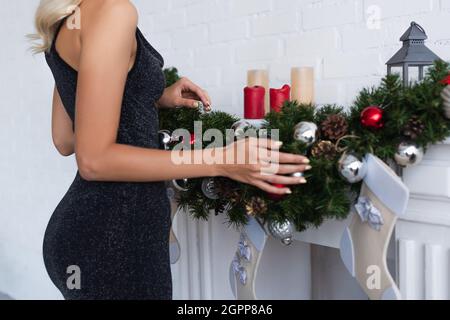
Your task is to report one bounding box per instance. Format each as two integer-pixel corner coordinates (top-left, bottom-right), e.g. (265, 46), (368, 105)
(82, 0), (138, 34)
(98, 0), (138, 23)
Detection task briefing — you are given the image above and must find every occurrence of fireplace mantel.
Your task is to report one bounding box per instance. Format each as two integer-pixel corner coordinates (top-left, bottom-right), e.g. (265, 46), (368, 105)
(292, 139), (448, 239)
(294, 138), (450, 299)
(172, 138), (450, 300)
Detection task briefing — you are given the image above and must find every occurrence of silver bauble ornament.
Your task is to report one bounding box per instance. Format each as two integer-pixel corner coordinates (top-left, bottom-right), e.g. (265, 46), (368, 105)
(338, 153), (368, 184)
(201, 178), (219, 200)
(394, 141), (424, 167)
(197, 101), (205, 113)
(291, 172), (304, 178)
(293, 122), (318, 146)
(172, 178), (189, 192)
(158, 130), (172, 150)
(441, 85), (450, 119)
(268, 220), (294, 246)
(231, 120), (251, 139)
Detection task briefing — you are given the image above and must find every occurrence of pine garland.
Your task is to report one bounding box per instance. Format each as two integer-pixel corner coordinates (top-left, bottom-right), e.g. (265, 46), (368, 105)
(160, 61), (450, 231)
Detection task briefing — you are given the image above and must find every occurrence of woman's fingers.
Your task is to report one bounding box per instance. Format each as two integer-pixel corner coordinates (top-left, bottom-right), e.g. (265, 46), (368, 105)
(176, 97), (202, 109)
(261, 173), (307, 185)
(181, 91), (211, 111)
(259, 149), (309, 164)
(278, 151), (309, 164)
(247, 137), (283, 150)
(261, 164), (311, 175)
(204, 91), (212, 108)
(180, 78), (211, 109)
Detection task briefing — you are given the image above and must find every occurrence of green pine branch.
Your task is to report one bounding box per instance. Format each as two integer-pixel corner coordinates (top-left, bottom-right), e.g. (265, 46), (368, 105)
(159, 62), (450, 231)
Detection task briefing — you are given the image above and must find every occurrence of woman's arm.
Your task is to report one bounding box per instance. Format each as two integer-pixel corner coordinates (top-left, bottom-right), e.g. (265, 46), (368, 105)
(51, 86), (75, 156)
(75, 3), (199, 182)
(156, 77), (212, 111)
(74, 1), (308, 195)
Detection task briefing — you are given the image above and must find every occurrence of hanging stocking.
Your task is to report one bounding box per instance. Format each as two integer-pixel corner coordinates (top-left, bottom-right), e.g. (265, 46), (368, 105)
(340, 154), (409, 300)
(229, 217), (268, 300)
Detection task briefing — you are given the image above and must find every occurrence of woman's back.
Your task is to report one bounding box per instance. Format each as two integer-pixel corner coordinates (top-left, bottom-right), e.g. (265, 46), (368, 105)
(43, 1), (173, 300)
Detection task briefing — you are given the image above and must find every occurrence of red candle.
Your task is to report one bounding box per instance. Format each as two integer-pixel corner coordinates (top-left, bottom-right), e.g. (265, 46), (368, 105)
(244, 86), (266, 119)
(270, 85), (291, 113)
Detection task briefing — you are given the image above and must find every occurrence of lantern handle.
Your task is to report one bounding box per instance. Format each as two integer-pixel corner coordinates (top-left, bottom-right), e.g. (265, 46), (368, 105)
(411, 21), (426, 35)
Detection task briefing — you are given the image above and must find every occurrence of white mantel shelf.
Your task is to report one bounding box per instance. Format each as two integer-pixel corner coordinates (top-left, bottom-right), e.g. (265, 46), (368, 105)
(397, 138), (450, 300)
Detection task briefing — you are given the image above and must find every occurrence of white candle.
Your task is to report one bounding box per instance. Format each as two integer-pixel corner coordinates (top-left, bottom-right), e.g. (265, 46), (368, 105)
(247, 70), (270, 114)
(291, 67), (315, 105)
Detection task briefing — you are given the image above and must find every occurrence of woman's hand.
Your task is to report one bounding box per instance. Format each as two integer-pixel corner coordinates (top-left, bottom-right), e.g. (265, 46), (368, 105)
(218, 138), (311, 195)
(157, 77), (212, 110)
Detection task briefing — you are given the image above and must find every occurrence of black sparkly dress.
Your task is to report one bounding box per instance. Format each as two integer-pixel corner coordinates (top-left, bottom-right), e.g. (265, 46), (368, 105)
(43, 23), (172, 300)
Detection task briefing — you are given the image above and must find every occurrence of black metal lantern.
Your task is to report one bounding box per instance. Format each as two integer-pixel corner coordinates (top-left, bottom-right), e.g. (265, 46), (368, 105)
(386, 22), (441, 86)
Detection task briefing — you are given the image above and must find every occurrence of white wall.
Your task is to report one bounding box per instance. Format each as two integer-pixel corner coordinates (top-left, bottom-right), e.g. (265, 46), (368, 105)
(139, 0), (450, 114)
(1, 0), (450, 300)
(1, 1), (70, 299)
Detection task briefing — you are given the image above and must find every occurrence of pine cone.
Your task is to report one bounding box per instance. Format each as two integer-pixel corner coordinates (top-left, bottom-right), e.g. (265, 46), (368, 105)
(311, 140), (337, 160)
(245, 197), (268, 217)
(320, 114), (348, 141)
(403, 116), (425, 140)
(228, 190), (242, 205)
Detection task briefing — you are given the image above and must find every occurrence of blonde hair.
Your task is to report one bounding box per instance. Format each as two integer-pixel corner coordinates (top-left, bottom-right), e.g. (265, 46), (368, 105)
(28, 0), (82, 54)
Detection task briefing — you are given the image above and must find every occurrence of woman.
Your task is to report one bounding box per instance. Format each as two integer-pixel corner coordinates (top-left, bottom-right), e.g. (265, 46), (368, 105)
(31, 0), (310, 300)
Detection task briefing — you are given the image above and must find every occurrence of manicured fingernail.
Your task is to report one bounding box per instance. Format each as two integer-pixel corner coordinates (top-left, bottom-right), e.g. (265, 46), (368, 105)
(305, 165), (312, 170)
(193, 101), (200, 108)
(302, 158), (310, 164)
(286, 189), (292, 194)
(300, 178), (307, 184)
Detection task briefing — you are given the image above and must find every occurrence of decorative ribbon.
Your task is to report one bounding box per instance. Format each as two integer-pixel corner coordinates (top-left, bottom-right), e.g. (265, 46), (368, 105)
(238, 235), (252, 261)
(232, 254), (247, 285)
(355, 196), (384, 231)
(231, 234), (252, 286)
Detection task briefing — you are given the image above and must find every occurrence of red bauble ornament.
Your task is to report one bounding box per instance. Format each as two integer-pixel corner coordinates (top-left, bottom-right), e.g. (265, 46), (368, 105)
(268, 184), (287, 201)
(179, 133), (197, 147)
(361, 106), (384, 129)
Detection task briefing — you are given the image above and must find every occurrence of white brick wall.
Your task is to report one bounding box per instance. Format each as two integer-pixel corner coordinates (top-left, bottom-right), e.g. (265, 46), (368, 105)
(1, 0), (450, 300)
(138, 0), (450, 111)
